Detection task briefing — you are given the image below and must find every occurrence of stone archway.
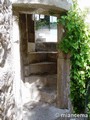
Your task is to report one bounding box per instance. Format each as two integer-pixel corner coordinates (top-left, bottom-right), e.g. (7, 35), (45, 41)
(12, 0), (72, 119)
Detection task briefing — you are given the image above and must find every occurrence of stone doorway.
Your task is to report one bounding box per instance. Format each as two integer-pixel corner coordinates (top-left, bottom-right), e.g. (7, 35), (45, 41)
(19, 13), (58, 106)
(12, 1), (71, 119)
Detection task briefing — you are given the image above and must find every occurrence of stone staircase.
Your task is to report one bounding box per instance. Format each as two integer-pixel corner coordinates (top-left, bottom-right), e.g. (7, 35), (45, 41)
(25, 62), (57, 76)
(23, 51), (71, 120)
(24, 51), (57, 105)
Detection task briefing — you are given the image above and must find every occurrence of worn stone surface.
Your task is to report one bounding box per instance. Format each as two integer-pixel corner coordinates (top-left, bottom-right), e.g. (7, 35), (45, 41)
(35, 42), (57, 52)
(24, 79), (56, 105)
(25, 74), (57, 87)
(40, 87), (56, 104)
(24, 62), (57, 76)
(24, 52), (48, 65)
(24, 52), (57, 65)
(23, 103), (69, 120)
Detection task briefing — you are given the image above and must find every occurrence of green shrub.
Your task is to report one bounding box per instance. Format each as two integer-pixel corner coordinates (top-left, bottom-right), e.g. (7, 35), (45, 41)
(36, 20), (47, 30)
(58, 0), (90, 115)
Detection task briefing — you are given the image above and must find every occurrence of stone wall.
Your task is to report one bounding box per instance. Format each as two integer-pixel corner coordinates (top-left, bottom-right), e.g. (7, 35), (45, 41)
(0, 0), (15, 120)
(12, 0), (72, 11)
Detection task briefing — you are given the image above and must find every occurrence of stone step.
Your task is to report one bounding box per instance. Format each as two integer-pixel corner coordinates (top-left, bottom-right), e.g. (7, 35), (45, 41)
(24, 52), (57, 65)
(24, 52), (48, 65)
(25, 74), (57, 88)
(24, 62), (57, 76)
(35, 42), (57, 52)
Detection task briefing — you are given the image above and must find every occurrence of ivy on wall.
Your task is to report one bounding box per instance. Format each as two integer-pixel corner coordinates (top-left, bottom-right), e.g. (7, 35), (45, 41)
(58, 0), (90, 115)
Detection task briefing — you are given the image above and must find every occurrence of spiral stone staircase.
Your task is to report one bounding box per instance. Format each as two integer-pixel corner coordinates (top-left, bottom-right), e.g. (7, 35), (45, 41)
(23, 49), (69, 120)
(24, 51), (57, 102)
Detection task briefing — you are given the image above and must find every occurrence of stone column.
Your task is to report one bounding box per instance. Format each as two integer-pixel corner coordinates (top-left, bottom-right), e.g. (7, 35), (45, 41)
(57, 22), (70, 109)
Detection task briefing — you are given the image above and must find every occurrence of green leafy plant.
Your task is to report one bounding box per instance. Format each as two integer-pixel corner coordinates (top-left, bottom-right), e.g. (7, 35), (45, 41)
(58, 0), (90, 115)
(36, 20), (47, 30)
